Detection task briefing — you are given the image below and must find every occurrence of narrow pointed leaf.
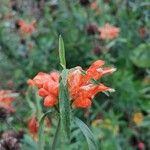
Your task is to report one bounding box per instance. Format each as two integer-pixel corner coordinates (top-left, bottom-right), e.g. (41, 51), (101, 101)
(59, 35), (66, 69)
(75, 117), (98, 150)
(59, 69), (71, 141)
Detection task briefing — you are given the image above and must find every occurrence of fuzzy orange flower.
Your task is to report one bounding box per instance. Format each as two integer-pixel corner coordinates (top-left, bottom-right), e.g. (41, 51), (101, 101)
(68, 60), (116, 108)
(98, 23), (120, 40)
(0, 90), (18, 113)
(18, 19), (36, 35)
(27, 71), (60, 107)
(27, 60), (116, 108)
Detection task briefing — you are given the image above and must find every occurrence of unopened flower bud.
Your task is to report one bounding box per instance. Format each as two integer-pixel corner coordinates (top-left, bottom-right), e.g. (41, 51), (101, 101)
(86, 23), (98, 35)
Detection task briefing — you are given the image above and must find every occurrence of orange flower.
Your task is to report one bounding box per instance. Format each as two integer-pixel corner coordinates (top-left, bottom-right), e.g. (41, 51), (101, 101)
(28, 60), (115, 108)
(98, 23), (120, 40)
(27, 71), (60, 107)
(68, 60), (116, 108)
(28, 117), (39, 139)
(18, 19), (36, 34)
(0, 90), (18, 113)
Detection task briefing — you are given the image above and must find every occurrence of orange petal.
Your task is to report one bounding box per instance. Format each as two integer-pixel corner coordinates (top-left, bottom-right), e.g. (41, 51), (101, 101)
(79, 84), (99, 98)
(27, 79), (35, 86)
(38, 88), (49, 97)
(98, 84), (113, 92)
(68, 67), (83, 97)
(43, 80), (59, 96)
(50, 71), (60, 82)
(88, 60), (105, 69)
(33, 72), (50, 88)
(85, 60), (105, 82)
(97, 67), (116, 75)
(44, 94), (58, 107)
(28, 117), (39, 135)
(72, 97), (91, 108)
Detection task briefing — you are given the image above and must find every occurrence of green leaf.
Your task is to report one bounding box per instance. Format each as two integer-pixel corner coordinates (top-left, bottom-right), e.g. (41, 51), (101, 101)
(61, 69), (69, 86)
(59, 35), (66, 69)
(131, 44), (150, 68)
(38, 110), (53, 150)
(75, 117), (98, 150)
(59, 69), (71, 141)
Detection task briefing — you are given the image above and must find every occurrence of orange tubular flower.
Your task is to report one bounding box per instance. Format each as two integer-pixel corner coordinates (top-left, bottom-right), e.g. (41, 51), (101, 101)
(44, 94), (58, 107)
(68, 60), (116, 108)
(18, 19), (36, 35)
(98, 23), (120, 40)
(27, 71), (60, 107)
(73, 97), (91, 108)
(0, 90), (18, 113)
(28, 117), (39, 139)
(27, 60), (115, 108)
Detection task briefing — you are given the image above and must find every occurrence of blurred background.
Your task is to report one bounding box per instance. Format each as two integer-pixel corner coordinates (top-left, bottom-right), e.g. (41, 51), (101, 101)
(0, 0), (150, 150)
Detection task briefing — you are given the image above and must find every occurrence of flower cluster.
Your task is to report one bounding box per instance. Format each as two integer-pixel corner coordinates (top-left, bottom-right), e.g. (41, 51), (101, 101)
(68, 60), (116, 108)
(0, 90), (18, 113)
(27, 72), (59, 107)
(18, 19), (36, 34)
(98, 23), (120, 40)
(27, 60), (116, 108)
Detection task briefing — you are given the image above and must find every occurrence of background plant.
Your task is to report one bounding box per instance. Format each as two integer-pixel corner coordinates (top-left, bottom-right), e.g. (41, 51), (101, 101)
(0, 0), (150, 150)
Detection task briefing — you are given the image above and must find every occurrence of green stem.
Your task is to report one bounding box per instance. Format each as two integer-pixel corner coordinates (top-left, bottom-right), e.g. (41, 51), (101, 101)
(51, 119), (61, 150)
(35, 91), (42, 119)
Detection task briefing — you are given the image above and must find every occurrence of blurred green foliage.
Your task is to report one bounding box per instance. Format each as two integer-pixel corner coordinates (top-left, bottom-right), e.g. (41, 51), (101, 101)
(0, 0), (150, 150)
